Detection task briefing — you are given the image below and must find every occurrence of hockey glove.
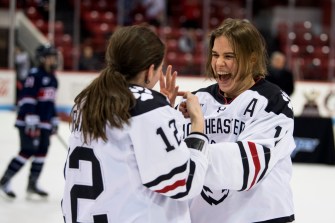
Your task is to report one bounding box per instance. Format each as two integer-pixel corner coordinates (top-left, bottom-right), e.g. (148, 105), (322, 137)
(24, 115), (40, 138)
(51, 117), (59, 135)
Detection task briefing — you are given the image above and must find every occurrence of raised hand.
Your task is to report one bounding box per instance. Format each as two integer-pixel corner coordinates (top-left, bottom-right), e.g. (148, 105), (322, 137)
(160, 65), (179, 107)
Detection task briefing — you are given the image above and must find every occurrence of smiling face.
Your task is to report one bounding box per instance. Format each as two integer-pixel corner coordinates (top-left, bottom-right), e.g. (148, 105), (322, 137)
(206, 19), (268, 98)
(211, 36), (255, 98)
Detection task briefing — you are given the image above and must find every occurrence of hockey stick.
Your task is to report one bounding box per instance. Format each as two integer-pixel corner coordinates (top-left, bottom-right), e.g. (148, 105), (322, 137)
(56, 133), (68, 150)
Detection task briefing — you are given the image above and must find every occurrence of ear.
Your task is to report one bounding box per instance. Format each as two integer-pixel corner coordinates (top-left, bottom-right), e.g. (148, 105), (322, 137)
(145, 64), (155, 84)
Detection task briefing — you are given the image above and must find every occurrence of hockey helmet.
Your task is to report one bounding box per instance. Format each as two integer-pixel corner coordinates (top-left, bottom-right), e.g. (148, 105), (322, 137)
(35, 44), (58, 62)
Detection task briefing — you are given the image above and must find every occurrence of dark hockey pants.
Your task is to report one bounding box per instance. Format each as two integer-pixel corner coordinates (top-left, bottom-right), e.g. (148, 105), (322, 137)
(0, 128), (51, 187)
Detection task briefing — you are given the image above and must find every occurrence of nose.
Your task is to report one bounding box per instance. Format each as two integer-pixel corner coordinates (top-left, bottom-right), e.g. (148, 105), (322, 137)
(217, 56), (227, 66)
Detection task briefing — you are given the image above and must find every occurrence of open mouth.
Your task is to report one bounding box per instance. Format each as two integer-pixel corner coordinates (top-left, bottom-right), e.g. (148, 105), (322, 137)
(216, 72), (232, 81)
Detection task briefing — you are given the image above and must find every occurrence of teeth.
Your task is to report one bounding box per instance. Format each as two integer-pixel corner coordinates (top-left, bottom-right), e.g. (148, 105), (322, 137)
(217, 72), (229, 75)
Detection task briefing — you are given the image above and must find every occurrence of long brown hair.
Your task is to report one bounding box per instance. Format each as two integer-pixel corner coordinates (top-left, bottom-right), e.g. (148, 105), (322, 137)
(72, 25), (165, 144)
(206, 18), (268, 80)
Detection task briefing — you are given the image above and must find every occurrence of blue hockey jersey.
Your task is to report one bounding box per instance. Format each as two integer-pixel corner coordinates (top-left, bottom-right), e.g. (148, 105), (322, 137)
(15, 67), (58, 131)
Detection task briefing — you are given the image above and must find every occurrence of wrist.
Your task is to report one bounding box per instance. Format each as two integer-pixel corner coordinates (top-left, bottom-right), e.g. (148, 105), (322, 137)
(190, 118), (204, 133)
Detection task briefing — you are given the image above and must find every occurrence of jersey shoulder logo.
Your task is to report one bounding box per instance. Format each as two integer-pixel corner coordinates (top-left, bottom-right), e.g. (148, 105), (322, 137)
(42, 76), (51, 85)
(130, 86), (154, 101)
(129, 85), (169, 117)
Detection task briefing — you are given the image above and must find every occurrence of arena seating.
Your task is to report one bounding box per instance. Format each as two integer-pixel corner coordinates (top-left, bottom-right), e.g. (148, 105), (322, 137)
(0, 0), (332, 80)
(277, 21), (331, 80)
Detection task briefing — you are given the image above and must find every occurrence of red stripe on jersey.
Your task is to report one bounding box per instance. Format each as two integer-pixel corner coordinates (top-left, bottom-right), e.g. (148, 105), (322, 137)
(155, 179), (186, 193)
(38, 87), (56, 100)
(248, 141), (261, 190)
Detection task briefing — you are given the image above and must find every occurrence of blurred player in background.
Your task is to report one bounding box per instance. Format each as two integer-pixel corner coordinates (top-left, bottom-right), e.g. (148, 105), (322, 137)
(61, 25), (208, 223)
(0, 44), (59, 199)
(179, 18), (295, 222)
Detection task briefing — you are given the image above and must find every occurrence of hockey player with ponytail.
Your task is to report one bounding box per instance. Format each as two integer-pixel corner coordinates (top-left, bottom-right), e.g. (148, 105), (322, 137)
(61, 25), (209, 223)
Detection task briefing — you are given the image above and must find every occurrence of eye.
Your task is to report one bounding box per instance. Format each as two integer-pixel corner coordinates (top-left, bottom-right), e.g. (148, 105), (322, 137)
(224, 54), (236, 60)
(212, 53), (219, 58)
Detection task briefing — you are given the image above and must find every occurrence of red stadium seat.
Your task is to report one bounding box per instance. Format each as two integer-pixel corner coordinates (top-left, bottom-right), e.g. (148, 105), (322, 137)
(100, 11), (116, 24)
(26, 6), (42, 21)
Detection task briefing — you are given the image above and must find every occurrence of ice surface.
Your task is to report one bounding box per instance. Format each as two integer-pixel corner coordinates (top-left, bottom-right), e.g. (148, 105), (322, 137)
(0, 111), (334, 223)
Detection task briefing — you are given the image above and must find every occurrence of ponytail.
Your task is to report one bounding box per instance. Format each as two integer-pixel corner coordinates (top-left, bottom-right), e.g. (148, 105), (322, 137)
(72, 67), (135, 144)
(72, 25), (164, 144)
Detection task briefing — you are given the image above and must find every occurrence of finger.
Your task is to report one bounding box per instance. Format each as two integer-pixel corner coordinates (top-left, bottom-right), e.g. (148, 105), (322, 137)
(179, 107), (188, 114)
(159, 70), (165, 89)
(183, 91), (191, 99)
(166, 65), (172, 89)
(177, 91), (186, 96)
(173, 86), (179, 97)
(170, 70), (177, 91)
(179, 101), (186, 110)
(170, 86), (179, 107)
(169, 86), (179, 107)
(180, 108), (190, 118)
(170, 86), (179, 99)
(184, 114), (190, 118)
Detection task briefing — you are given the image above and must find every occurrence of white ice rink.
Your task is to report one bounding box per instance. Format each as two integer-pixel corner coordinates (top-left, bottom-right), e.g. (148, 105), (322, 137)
(0, 110), (334, 223)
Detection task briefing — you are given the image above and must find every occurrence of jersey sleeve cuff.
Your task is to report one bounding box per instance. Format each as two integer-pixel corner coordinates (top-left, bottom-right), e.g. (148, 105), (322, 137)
(188, 132), (208, 140)
(185, 132), (209, 155)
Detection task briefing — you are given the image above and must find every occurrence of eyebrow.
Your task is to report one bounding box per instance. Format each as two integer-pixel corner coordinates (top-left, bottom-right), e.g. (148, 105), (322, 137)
(211, 50), (236, 55)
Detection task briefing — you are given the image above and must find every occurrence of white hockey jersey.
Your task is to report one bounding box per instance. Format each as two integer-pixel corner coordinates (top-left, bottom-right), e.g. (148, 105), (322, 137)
(181, 79), (295, 223)
(61, 85), (209, 223)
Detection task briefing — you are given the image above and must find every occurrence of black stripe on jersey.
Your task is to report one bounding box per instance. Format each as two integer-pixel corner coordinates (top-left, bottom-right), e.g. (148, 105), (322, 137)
(237, 141), (249, 191)
(254, 214), (295, 223)
(250, 79), (293, 119)
(257, 146), (270, 183)
(129, 85), (170, 117)
(171, 160), (196, 199)
(143, 161), (188, 188)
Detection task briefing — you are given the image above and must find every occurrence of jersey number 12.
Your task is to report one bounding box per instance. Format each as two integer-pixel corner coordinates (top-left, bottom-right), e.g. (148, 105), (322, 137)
(156, 119), (181, 152)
